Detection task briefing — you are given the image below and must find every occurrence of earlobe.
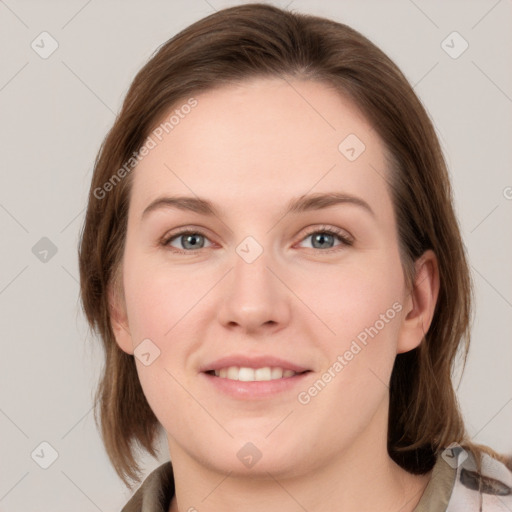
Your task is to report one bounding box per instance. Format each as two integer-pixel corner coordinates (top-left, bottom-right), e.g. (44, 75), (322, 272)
(396, 250), (440, 354)
(108, 280), (134, 355)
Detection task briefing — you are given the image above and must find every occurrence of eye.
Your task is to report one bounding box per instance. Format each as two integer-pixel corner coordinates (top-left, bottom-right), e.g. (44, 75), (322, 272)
(161, 225), (353, 255)
(297, 225), (353, 252)
(162, 229), (213, 253)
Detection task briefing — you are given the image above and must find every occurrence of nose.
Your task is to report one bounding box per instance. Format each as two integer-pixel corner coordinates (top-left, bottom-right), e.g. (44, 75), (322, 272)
(216, 240), (291, 335)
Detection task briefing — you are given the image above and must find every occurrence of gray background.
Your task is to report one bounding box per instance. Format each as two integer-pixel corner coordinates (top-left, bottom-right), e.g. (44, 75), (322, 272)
(0, 0), (511, 510)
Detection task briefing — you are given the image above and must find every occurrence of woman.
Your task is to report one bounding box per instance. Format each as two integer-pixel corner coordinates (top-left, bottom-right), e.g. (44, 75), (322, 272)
(78, 4), (512, 511)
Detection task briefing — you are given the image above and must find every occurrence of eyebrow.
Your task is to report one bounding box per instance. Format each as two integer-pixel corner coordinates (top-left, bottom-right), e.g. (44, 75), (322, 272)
(141, 191), (375, 220)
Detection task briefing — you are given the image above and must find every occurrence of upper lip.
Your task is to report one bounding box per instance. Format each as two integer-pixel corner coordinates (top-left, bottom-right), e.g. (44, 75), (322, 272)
(200, 354), (310, 373)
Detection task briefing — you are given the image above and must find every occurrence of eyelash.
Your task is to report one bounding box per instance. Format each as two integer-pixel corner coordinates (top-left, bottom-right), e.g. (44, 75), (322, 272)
(160, 225), (353, 255)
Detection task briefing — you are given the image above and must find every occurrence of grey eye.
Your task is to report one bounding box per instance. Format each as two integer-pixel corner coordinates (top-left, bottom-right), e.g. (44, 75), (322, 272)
(309, 232), (337, 249)
(167, 232), (212, 251)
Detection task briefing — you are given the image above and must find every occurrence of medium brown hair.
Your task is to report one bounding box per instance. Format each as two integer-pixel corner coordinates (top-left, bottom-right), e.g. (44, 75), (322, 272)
(78, 2), (504, 488)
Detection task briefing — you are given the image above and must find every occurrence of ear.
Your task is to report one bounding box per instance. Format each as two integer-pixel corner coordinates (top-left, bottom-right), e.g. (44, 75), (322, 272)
(108, 277), (134, 355)
(396, 249), (440, 354)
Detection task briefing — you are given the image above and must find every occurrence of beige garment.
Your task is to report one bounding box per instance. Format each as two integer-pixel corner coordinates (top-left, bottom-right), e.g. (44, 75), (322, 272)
(413, 455), (456, 512)
(121, 461), (174, 512)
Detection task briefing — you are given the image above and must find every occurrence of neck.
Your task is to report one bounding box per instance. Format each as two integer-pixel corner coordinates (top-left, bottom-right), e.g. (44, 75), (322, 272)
(167, 401), (431, 512)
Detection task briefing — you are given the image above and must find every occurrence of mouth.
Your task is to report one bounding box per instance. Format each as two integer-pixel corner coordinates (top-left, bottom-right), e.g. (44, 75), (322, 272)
(199, 354), (313, 399)
(204, 366), (311, 381)
(200, 357), (313, 399)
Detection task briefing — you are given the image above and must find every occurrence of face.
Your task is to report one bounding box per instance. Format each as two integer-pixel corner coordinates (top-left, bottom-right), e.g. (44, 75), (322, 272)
(112, 77), (424, 478)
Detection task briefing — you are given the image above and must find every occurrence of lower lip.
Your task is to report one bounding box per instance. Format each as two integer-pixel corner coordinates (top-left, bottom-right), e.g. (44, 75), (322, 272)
(200, 371), (312, 400)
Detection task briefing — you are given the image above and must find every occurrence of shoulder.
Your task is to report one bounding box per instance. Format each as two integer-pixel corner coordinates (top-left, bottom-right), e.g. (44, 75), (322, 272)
(446, 444), (512, 511)
(121, 461), (174, 512)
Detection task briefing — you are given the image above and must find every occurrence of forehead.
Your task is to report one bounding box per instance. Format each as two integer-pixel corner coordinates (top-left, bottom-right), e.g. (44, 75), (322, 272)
(129, 77), (391, 220)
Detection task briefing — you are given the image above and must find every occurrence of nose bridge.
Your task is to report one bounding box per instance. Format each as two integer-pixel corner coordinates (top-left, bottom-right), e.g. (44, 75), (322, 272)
(217, 234), (289, 331)
(234, 235), (273, 294)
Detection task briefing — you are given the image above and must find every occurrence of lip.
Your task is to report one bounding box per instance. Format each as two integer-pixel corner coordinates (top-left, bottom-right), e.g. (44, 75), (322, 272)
(199, 354), (310, 373)
(200, 370), (312, 400)
(198, 354), (312, 400)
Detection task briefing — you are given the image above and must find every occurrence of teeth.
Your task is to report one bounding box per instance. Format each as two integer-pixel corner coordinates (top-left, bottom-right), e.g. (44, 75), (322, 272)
(255, 367), (272, 381)
(227, 366), (239, 380)
(239, 367), (255, 381)
(212, 366), (298, 381)
(271, 367), (283, 379)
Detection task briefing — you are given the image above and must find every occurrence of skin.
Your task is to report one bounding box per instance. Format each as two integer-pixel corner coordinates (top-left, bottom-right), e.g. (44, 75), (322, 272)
(110, 77), (440, 512)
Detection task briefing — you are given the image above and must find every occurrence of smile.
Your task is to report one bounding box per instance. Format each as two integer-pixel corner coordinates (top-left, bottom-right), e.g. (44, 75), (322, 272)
(207, 366), (303, 381)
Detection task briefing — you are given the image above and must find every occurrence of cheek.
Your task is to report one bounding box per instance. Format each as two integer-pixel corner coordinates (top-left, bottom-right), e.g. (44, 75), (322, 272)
(299, 252), (405, 348)
(295, 252), (405, 417)
(122, 253), (211, 343)
(308, 251), (404, 396)
(294, 259), (403, 435)
(122, 256), (206, 429)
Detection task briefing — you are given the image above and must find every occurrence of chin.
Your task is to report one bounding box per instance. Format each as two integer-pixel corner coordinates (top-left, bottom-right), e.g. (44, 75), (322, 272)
(195, 432), (314, 478)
